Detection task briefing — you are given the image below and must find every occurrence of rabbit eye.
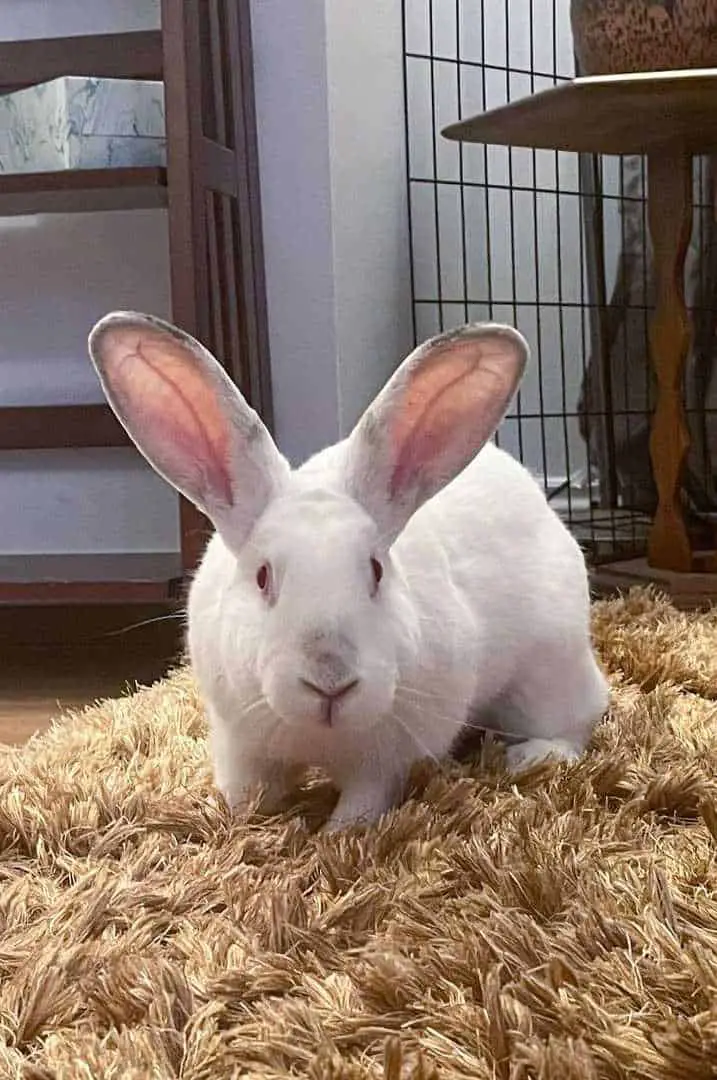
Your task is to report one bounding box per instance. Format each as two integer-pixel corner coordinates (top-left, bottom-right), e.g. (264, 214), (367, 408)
(256, 564), (270, 593)
(370, 557), (383, 592)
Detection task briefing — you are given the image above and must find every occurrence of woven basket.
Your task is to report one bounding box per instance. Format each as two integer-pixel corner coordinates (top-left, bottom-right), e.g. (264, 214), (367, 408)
(571, 0), (717, 75)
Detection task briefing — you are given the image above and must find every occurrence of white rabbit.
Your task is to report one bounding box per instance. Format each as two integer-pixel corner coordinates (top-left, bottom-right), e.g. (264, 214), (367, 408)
(88, 312), (608, 830)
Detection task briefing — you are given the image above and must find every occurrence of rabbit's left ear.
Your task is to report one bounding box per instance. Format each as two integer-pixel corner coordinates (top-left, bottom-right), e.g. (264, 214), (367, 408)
(88, 311), (289, 554)
(341, 323), (528, 545)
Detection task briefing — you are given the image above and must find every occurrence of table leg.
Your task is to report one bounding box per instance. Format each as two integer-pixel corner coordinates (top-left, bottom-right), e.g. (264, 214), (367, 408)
(646, 149), (693, 573)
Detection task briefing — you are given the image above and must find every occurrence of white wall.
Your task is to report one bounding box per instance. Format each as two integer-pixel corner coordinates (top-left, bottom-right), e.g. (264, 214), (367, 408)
(251, 0), (413, 465)
(0, 0), (159, 39)
(325, 0), (413, 434)
(0, 209), (178, 555)
(249, 0), (340, 462)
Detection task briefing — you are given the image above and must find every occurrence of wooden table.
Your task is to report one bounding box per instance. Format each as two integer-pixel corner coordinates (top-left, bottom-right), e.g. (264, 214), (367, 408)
(443, 69), (717, 577)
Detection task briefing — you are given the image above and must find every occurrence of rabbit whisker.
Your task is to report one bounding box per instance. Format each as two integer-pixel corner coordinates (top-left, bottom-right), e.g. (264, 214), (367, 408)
(390, 710), (441, 765)
(240, 696), (272, 720)
(395, 683), (456, 704)
(394, 690), (523, 741)
(99, 612), (187, 637)
(394, 689), (465, 725)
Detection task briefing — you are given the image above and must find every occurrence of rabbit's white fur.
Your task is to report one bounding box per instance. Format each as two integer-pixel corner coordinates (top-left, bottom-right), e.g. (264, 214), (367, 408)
(190, 440), (607, 828)
(88, 313), (608, 831)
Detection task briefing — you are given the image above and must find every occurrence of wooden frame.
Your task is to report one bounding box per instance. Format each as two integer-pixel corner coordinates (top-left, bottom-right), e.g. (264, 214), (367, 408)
(161, 0), (272, 418)
(0, 166), (167, 215)
(1, 406), (127, 451)
(0, 554), (184, 606)
(0, 30), (163, 92)
(161, 0), (273, 571)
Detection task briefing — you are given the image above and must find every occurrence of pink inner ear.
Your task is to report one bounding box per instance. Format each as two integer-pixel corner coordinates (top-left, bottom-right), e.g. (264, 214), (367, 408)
(105, 330), (235, 507)
(388, 337), (521, 500)
(389, 350), (477, 498)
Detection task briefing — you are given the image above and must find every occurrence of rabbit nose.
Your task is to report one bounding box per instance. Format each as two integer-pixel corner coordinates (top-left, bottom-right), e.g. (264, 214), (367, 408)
(300, 676), (360, 702)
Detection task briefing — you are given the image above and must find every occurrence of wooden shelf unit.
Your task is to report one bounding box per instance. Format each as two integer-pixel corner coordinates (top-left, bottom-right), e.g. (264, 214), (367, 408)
(0, 30), (163, 92)
(0, 3), (272, 607)
(0, 554), (184, 606)
(0, 167), (167, 216)
(1, 405), (128, 451)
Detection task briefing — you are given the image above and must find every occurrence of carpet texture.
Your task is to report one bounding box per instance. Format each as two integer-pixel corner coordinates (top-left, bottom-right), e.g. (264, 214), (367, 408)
(2, 587), (717, 1079)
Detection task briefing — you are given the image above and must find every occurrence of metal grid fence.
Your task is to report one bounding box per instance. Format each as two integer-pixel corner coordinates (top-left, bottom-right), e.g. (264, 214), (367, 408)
(401, 0), (717, 564)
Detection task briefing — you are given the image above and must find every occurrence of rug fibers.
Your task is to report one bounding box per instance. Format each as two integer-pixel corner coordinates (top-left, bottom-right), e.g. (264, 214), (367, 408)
(1, 587), (717, 1078)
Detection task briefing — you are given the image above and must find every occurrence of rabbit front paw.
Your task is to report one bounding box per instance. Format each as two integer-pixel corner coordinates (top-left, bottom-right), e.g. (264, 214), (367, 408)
(218, 764), (302, 817)
(324, 779), (402, 832)
(505, 737), (582, 772)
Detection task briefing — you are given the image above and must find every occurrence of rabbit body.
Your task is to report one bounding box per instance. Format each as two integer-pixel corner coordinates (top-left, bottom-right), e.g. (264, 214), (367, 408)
(88, 313), (608, 830)
(188, 438), (607, 829)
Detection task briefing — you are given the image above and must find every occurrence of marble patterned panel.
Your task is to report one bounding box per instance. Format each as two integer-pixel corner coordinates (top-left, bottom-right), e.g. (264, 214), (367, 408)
(0, 77), (166, 172)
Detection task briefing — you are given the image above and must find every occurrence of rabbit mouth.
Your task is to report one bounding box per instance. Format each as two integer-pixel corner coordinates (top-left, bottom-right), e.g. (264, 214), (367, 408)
(288, 672), (359, 730)
(299, 694), (353, 731)
(264, 667), (393, 734)
(318, 700), (336, 728)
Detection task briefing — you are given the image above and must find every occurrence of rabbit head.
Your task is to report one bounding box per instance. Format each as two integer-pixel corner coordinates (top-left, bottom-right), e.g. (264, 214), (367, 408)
(88, 313), (527, 736)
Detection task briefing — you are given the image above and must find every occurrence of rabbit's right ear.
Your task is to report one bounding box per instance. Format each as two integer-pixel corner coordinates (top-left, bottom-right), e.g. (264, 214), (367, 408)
(88, 312), (289, 553)
(342, 323), (527, 545)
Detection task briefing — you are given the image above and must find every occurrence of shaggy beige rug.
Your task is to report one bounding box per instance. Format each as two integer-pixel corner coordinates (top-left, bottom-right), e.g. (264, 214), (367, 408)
(1, 588), (717, 1079)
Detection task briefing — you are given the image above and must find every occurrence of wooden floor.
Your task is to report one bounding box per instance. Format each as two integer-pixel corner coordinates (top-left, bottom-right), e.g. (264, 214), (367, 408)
(0, 604), (185, 745)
